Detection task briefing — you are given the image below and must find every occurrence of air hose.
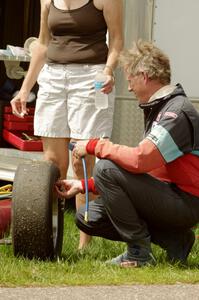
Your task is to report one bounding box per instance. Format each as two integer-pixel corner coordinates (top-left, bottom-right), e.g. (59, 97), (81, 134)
(69, 142), (89, 222)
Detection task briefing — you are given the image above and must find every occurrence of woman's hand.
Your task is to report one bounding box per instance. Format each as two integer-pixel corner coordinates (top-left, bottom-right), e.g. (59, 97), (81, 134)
(101, 74), (115, 94)
(10, 90), (29, 118)
(55, 179), (83, 199)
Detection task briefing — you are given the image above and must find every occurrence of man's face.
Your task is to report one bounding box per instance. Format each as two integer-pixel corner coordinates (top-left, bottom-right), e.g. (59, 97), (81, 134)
(127, 73), (144, 102)
(126, 72), (148, 104)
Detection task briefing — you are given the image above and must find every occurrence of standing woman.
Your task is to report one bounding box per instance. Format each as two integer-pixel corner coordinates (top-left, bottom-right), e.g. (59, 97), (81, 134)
(11, 0), (123, 249)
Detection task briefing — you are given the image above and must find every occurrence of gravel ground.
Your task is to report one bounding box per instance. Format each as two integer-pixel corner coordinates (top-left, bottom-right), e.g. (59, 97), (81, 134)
(0, 284), (199, 300)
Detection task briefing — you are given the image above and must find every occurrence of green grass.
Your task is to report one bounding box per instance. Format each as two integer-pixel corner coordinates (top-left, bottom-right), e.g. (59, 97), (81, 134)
(0, 211), (199, 286)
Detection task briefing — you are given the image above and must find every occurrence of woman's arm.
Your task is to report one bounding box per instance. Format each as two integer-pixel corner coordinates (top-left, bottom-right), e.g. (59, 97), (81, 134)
(11, 0), (51, 117)
(22, 0), (51, 91)
(94, 0), (123, 94)
(102, 0), (124, 75)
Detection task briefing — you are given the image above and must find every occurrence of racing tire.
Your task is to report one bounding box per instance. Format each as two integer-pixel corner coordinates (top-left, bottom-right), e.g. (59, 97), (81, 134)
(12, 161), (64, 260)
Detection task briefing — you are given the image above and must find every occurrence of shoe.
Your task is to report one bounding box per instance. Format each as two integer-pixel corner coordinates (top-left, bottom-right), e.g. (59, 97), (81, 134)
(106, 250), (156, 268)
(106, 240), (156, 268)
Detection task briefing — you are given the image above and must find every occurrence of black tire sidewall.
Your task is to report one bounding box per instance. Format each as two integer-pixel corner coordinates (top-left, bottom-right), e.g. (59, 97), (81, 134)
(12, 161), (64, 260)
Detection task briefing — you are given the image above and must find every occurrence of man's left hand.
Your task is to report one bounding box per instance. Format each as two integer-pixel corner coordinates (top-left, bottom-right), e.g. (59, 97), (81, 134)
(73, 140), (89, 158)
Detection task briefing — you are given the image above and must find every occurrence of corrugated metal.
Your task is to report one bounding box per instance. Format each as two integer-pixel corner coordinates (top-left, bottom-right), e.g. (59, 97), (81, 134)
(112, 97), (144, 146)
(111, 0), (153, 145)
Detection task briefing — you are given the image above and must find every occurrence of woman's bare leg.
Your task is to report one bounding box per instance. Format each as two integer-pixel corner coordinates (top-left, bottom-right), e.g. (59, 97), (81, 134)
(42, 137), (95, 249)
(42, 137), (70, 179)
(72, 148), (96, 249)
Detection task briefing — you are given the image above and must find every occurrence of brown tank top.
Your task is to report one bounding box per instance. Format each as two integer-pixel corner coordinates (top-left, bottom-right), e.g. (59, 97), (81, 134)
(46, 0), (108, 64)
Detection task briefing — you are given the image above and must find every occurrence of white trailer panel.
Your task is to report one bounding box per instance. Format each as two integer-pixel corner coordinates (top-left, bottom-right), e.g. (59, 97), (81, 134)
(152, 0), (199, 99)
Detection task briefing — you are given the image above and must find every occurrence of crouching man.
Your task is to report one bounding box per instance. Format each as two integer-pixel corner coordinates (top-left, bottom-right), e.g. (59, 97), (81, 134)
(56, 40), (199, 267)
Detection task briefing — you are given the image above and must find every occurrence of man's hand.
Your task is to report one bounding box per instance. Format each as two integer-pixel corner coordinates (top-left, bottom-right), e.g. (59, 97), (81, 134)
(73, 140), (89, 158)
(55, 179), (83, 199)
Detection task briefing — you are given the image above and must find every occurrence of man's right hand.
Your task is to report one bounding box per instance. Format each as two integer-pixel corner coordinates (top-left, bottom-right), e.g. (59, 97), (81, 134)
(55, 179), (83, 199)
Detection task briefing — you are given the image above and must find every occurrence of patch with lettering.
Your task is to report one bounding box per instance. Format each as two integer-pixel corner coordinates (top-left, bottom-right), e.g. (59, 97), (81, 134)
(163, 112), (178, 119)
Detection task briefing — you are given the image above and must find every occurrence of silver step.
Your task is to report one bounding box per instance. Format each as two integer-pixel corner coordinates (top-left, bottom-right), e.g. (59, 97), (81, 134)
(0, 148), (43, 182)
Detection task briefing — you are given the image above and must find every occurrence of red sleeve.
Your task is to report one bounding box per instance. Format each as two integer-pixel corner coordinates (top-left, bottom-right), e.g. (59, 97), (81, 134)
(81, 177), (98, 194)
(92, 138), (166, 173)
(86, 139), (99, 154)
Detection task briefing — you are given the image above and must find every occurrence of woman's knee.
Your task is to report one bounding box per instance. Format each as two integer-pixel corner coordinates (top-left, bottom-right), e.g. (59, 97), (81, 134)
(42, 137), (69, 178)
(44, 153), (68, 179)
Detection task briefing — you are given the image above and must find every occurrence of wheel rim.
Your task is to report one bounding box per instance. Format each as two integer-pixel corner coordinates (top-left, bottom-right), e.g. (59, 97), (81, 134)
(52, 194), (58, 248)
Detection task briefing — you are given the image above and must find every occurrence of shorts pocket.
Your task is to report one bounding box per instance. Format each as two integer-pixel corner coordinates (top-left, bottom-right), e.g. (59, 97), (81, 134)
(37, 64), (66, 98)
(37, 65), (52, 98)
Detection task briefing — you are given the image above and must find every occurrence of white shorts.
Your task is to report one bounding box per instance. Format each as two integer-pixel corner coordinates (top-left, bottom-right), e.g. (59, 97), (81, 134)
(34, 63), (115, 139)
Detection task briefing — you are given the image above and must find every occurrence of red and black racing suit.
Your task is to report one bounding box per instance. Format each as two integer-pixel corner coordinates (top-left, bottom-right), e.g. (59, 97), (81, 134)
(76, 84), (199, 258)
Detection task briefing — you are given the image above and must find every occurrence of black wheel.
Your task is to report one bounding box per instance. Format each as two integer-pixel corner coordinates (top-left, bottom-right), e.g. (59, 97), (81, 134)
(12, 161), (64, 260)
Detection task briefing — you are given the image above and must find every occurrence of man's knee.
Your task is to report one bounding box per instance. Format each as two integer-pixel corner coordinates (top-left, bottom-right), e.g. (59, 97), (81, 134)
(94, 159), (114, 174)
(93, 159), (117, 182)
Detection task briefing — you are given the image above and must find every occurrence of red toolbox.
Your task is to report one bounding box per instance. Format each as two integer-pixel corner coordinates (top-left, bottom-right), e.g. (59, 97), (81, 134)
(3, 106), (35, 115)
(3, 130), (43, 151)
(2, 106), (42, 151)
(4, 114), (34, 122)
(3, 120), (33, 131)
